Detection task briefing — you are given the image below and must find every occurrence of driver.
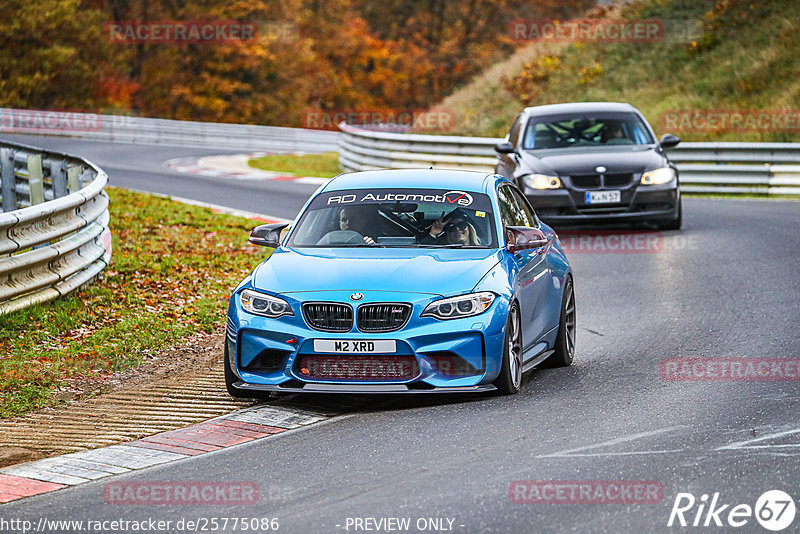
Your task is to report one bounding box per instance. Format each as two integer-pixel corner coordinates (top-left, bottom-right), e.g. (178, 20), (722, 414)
(338, 207), (375, 244)
(602, 122), (626, 143)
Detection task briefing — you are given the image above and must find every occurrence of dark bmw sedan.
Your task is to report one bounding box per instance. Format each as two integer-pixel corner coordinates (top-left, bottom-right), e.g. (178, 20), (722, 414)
(495, 102), (681, 229)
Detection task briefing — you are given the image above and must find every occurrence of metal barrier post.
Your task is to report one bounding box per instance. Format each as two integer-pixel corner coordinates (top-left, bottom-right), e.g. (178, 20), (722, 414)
(27, 154), (44, 205)
(67, 165), (80, 193)
(1, 148), (15, 212)
(52, 159), (68, 198)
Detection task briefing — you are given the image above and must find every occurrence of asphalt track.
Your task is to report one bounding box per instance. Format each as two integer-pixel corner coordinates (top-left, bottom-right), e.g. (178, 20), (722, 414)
(2, 134), (800, 533)
(0, 134), (321, 220)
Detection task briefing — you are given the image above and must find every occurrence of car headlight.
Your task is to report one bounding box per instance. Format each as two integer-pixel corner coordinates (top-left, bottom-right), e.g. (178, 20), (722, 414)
(640, 167), (675, 185)
(525, 174), (562, 189)
(421, 292), (495, 320)
(240, 289), (294, 318)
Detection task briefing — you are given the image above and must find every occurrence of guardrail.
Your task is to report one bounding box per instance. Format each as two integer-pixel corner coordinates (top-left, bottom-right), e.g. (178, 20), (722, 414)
(0, 140), (111, 315)
(338, 123), (800, 195)
(0, 108), (340, 153)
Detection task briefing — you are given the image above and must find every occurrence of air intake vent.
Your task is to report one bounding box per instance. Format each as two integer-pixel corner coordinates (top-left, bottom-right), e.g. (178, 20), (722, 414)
(357, 303), (412, 332)
(244, 349), (288, 372)
(603, 173), (633, 187)
(570, 175), (601, 189)
(302, 303), (353, 332)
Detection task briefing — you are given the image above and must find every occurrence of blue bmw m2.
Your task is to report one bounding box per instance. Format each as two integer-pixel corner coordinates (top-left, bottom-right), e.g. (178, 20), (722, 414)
(225, 169), (575, 396)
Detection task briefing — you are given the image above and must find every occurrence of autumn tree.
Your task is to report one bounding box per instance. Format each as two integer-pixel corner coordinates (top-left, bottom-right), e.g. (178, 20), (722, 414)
(0, 0), (127, 111)
(1, 0), (595, 125)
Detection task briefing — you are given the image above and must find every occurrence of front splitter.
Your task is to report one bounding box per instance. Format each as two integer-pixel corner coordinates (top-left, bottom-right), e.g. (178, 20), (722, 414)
(234, 381), (496, 394)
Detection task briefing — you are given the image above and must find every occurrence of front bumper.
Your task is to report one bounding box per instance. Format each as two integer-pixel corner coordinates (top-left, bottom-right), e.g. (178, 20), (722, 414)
(524, 181), (679, 225)
(227, 290), (509, 393)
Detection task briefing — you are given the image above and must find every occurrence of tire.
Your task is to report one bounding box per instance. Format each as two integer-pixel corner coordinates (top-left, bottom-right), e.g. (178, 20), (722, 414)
(657, 198), (682, 231)
(542, 276), (576, 368)
(493, 301), (523, 395)
(224, 342), (249, 398)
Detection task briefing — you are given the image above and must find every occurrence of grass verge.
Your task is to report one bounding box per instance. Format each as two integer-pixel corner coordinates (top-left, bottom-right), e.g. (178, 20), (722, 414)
(0, 187), (267, 418)
(249, 152), (341, 178)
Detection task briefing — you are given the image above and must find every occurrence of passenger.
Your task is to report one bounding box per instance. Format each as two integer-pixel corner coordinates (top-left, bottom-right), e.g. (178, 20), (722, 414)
(423, 213), (481, 246)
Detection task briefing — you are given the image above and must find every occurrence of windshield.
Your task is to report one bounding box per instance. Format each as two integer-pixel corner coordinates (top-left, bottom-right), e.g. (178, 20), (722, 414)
(521, 112), (655, 150)
(287, 188), (497, 248)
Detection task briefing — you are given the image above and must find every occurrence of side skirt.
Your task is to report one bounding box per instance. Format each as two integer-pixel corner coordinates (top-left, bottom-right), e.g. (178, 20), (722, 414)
(521, 349), (555, 373)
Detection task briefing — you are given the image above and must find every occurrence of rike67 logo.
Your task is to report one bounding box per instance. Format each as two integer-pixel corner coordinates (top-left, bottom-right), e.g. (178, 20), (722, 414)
(668, 490), (796, 531)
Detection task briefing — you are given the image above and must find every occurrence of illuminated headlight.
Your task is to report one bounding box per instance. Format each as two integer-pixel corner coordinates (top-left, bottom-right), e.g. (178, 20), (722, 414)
(240, 289), (293, 318)
(525, 174), (562, 189)
(421, 292), (495, 320)
(640, 167), (675, 185)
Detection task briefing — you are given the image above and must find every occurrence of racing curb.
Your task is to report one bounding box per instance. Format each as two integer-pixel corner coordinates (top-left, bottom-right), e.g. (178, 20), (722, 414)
(0, 405), (327, 504)
(166, 153), (330, 186)
(0, 167), (319, 505)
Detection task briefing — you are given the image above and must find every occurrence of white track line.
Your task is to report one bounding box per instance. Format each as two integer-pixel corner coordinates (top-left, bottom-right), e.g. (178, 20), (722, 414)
(536, 426), (687, 458)
(716, 427), (800, 451)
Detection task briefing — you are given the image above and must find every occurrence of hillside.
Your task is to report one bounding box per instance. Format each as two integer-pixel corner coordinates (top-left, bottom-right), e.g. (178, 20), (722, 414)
(431, 0), (800, 142)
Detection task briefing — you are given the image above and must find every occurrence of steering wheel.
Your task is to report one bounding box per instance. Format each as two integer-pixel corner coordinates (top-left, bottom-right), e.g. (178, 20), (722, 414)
(316, 230), (366, 245)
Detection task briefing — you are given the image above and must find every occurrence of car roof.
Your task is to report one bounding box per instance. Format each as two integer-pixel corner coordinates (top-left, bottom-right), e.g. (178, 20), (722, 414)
(322, 168), (505, 194)
(523, 102), (640, 116)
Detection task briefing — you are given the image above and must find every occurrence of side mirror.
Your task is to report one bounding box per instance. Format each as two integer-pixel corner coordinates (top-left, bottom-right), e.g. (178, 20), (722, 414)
(249, 223), (289, 248)
(659, 134), (681, 149)
(506, 226), (548, 253)
(494, 141), (516, 154)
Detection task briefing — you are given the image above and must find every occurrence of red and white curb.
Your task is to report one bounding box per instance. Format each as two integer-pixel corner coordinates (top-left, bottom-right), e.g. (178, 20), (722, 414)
(0, 405), (326, 504)
(166, 154), (329, 186)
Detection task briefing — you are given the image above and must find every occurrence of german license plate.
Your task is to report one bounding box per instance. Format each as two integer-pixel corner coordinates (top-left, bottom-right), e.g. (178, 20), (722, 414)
(313, 339), (396, 353)
(585, 190), (621, 204)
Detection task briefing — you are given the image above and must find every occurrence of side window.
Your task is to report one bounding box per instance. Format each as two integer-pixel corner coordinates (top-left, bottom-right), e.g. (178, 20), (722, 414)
(510, 187), (538, 228)
(497, 185), (527, 228)
(508, 114), (523, 147)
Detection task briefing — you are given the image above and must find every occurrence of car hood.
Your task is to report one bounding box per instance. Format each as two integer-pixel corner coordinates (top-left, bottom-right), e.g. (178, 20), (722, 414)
(252, 247), (503, 297)
(519, 146), (667, 175)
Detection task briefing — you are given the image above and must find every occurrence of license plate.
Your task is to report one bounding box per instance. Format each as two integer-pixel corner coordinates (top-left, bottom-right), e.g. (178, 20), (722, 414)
(585, 190), (621, 204)
(313, 339), (397, 353)
(298, 355), (419, 380)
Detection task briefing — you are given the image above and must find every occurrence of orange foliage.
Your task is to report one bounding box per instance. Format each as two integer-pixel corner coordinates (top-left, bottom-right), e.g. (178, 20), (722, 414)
(1, 0), (593, 126)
